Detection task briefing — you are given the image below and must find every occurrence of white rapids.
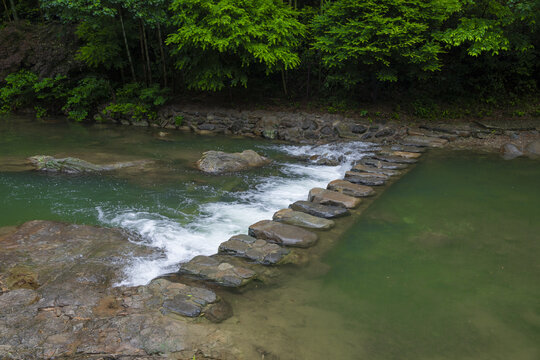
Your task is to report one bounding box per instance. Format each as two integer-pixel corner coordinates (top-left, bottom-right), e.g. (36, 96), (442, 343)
(97, 141), (376, 286)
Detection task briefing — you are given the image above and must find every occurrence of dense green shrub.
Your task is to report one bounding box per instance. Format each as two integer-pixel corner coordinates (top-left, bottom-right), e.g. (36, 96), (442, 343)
(102, 83), (169, 122)
(62, 77), (110, 122)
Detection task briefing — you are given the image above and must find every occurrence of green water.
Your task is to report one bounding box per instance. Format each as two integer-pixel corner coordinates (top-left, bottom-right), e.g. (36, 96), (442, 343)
(0, 116), (294, 228)
(227, 151), (540, 360)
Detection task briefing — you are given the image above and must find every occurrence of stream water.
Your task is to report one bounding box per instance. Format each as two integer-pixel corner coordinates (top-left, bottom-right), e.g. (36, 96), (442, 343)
(0, 116), (375, 285)
(1, 116), (539, 359)
(224, 151), (540, 359)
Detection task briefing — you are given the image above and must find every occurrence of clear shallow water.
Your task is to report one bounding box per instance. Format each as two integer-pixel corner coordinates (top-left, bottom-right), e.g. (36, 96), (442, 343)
(224, 151), (540, 360)
(0, 116), (376, 285)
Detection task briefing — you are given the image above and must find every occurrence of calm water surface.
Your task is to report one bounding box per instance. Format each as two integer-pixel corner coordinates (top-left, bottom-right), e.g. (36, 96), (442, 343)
(225, 151), (540, 360)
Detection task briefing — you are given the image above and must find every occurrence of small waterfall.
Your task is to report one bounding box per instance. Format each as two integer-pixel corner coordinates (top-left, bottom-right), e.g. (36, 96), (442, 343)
(97, 141), (376, 286)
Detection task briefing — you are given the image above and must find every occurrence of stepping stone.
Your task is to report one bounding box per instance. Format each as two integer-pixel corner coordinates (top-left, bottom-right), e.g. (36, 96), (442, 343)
(179, 255), (256, 287)
(400, 135), (448, 148)
(391, 151), (422, 159)
(308, 188), (361, 209)
(149, 278), (221, 318)
(379, 149), (422, 159)
(371, 154), (417, 164)
(360, 158), (409, 170)
(390, 145), (426, 153)
(344, 171), (388, 186)
(351, 164), (400, 176)
(248, 220), (318, 248)
(218, 234), (289, 265)
(327, 180), (375, 197)
(290, 201), (350, 219)
(163, 294), (203, 317)
(273, 208), (335, 230)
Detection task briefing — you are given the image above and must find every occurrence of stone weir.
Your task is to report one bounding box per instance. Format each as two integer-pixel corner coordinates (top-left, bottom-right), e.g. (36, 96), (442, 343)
(0, 135), (448, 359)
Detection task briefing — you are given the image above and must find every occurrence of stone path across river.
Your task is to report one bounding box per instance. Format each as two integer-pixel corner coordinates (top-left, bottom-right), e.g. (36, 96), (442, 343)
(0, 132), (447, 359)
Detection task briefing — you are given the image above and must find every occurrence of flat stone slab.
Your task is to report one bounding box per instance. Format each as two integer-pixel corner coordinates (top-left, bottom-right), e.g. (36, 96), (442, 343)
(344, 171), (388, 186)
(400, 135), (448, 148)
(390, 145), (426, 153)
(218, 234), (289, 265)
(290, 200), (350, 219)
(179, 255), (256, 287)
(248, 220), (318, 248)
(360, 158), (409, 170)
(327, 179), (375, 197)
(308, 188), (361, 209)
(379, 149), (422, 159)
(351, 164), (400, 176)
(371, 154), (418, 164)
(273, 208), (335, 230)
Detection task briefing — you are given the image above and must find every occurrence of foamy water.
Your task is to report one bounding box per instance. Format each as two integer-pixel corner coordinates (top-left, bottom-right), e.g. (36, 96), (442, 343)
(98, 141), (376, 286)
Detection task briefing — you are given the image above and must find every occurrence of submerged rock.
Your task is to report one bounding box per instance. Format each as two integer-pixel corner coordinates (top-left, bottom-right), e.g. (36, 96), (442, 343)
(344, 171), (388, 186)
(27, 155), (151, 173)
(273, 208), (335, 230)
(196, 150), (270, 174)
(308, 188), (361, 209)
(525, 140), (540, 158)
(248, 220), (318, 248)
(327, 179), (375, 198)
(218, 234), (290, 264)
(179, 255), (257, 287)
(290, 200), (350, 218)
(500, 143), (523, 160)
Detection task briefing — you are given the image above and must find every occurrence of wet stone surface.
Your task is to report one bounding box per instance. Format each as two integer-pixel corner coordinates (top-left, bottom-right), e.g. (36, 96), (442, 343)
(308, 188), (361, 209)
(218, 234), (290, 265)
(351, 164), (401, 176)
(179, 255), (257, 287)
(327, 179), (375, 198)
(344, 171), (388, 186)
(273, 208), (335, 230)
(400, 135), (449, 148)
(360, 158), (409, 170)
(290, 200), (350, 219)
(391, 144), (426, 153)
(248, 220), (318, 248)
(0, 221), (240, 359)
(371, 154), (418, 164)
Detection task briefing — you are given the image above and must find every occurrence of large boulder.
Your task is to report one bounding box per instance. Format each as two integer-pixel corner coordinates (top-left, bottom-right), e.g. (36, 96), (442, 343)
(248, 220), (318, 248)
(196, 150), (271, 174)
(289, 201), (350, 218)
(27, 155), (151, 173)
(308, 188), (361, 209)
(273, 208), (335, 230)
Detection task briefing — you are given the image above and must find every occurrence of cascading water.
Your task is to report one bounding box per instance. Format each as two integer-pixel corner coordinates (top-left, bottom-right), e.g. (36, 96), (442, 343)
(99, 141), (377, 286)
